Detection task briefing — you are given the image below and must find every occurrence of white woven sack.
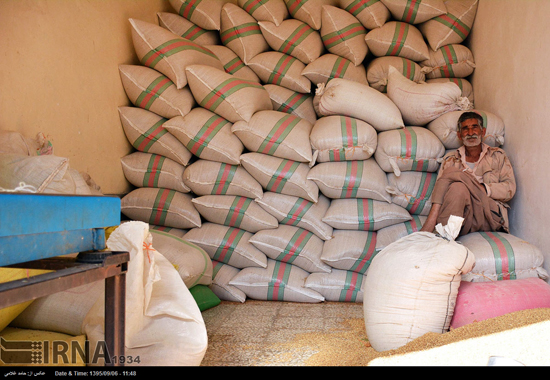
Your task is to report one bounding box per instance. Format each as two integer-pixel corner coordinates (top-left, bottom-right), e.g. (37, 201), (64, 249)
(264, 84), (317, 125)
(363, 216), (475, 352)
(157, 12), (221, 45)
(386, 171), (437, 216)
(457, 232), (549, 283)
(305, 269), (364, 302)
(184, 223), (268, 269)
(339, 0), (391, 30)
(386, 66), (473, 126)
(366, 56), (425, 93)
(229, 259), (325, 303)
(426, 110), (505, 149)
(205, 44), (261, 82)
(249, 225), (331, 273)
(255, 192), (334, 241)
(238, 0), (289, 26)
(420, 44), (476, 79)
(321, 230), (377, 274)
(374, 126), (445, 176)
(302, 54), (368, 86)
(314, 78), (405, 132)
(210, 260), (246, 303)
(426, 78), (474, 105)
(380, 0), (447, 24)
(375, 215), (427, 252)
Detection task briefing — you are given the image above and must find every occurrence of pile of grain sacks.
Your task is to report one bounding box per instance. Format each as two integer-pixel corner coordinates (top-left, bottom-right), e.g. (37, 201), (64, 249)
(116, 0), (546, 305)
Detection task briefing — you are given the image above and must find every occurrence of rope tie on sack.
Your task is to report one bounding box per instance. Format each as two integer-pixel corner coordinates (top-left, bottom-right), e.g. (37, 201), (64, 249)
(0, 182), (38, 193)
(143, 241), (154, 263)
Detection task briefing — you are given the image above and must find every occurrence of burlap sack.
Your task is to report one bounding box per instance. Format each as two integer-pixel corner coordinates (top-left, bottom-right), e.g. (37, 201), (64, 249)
(238, 0), (289, 26)
(240, 152), (319, 202)
(248, 51), (312, 93)
(182, 159), (264, 199)
(255, 192), (333, 241)
(375, 215), (427, 252)
(259, 19), (323, 65)
(0, 131), (52, 156)
(264, 84), (317, 125)
(310, 115), (378, 163)
(314, 78), (404, 132)
(386, 171), (437, 215)
(386, 66), (472, 126)
(304, 269), (364, 302)
(149, 224), (188, 238)
(118, 106), (192, 166)
(365, 21), (430, 62)
(229, 258), (325, 302)
(184, 223), (268, 269)
(220, 3), (270, 64)
(121, 187), (201, 229)
(168, 0), (230, 30)
(426, 77), (474, 104)
(308, 159), (391, 202)
(457, 232), (549, 282)
(322, 198), (411, 231)
(191, 194), (278, 232)
(157, 12), (220, 45)
(129, 18), (223, 89)
(163, 107), (244, 165)
(366, 56), (425, 93)
(380, 0), (447, 24)
(205, 44), (261, 82)
(302, 53), (368, 86)
(284, 0), (339, 30)
(374, 126), (445, 176)
(339, 0), (391, 30)
(185, 64), (273, 123)
(321, 230), (377, 274)
(418, 0), (479, 51)
(119, 65), (195, 119)
(120, 152), (190, 193)
(149, 229), (213, 288)
(320, 5), (367, 66)
(231, 110), (313, 163)
(420, 44), (476, 79)
(427, 109), (505, 149)
(250, 225), (331, 273)
(210, 260), (247, 302)
(0, 154), (67, 194)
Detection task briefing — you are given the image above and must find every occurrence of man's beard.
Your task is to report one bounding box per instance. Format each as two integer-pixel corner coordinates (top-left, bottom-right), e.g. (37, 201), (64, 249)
(463, 134), (481, 147)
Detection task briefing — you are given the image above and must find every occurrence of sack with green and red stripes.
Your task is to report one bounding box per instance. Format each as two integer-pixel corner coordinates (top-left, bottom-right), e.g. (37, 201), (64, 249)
(168, 0), (226, 31)
(247, 51), (312, 93)
(303, 53), (368, 87)
(340, 0), (391, 30)
(420, 44), (476, 80)
(210, 260), (247, 303)
(364, 21), (429, 62)
(284, 0), (338, 30)
(205, 44), (261, 83)
(264, 84), (317, 125)
(386, 171), (437, 216)
(380, 0), (447, 25)
(238, 0), (289, 26)
(321, 229), (377, 274)
(366, 56), (425, 93)
(157, 12), (220, 46)
(305, 269), (364, 302)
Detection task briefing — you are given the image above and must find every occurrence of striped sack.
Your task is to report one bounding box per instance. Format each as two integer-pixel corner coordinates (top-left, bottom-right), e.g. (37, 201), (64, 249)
(305, 269), (364, 302)
(322, 198), (411, 231)
(365, 21), (429, 62)
(182, 159), (264, 199)
(420, 44), (476, 79)
(211, 260), (247, 303)
(426, 78), (474, 105)
(229, 258), (325, 302)
(231, 110), (313, 164)
(307, 159), (391, 202)
(120, 152), (190, 193)
(255, 192), (333, 241)
(320, 5), (367, 66)
(250, 225), (331, 273)
(118, 106), (192, 166)
(283, 0), (339, 30)
(339, 0), (391, 30)
(419, 0), (479, 51)
(264, 84), (317, 125)
(366, 56), (425, 93)
(374, 126), (445, 176)
(380, 0), (447, 24)
(386, 171), (437, 215)
(121, 187), (201, 229)
(163, 107), (244, 165)
(191, 194), (278, 233)
(149, 229), (213, 288)
(220, 3), (269, 64)
(118, 65), (195, 119)
(185, 64), (273, 123)
(457, 232), (549, 282)
(309, 115), (378, 163)
(248, 51), (312, 93)
(157, 12), (220, 45)
(258, 19), (324, 64)
(321, 230), (377, 274)
(184, 223), (268, 269)
(149, 224), (188, 238)
(375, 215), (427, 252)
(302, 53), (368, 86)
(238, 0), (289, 26)
(129, 18), (223, 89)
(205, 44), (261, 83)
(168, 0), (228, 30)
(240, 152), (319, 203)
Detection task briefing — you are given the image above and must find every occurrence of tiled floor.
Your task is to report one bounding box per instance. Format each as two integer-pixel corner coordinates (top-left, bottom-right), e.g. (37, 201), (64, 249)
(200, 300), (365, 366)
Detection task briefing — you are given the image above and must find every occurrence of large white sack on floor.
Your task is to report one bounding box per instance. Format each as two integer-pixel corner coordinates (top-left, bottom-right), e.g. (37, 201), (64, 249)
(83, 221), (208, 366)
(363, 216), (475, 352)
(386, 66), (472, 126)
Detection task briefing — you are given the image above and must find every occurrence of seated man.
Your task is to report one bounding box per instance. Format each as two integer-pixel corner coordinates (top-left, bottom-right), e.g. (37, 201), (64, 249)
(420, 111), (516, 236)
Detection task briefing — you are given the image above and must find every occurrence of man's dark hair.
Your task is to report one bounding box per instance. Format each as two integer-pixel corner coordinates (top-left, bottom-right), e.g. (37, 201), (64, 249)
(457, 111), (484, 131)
